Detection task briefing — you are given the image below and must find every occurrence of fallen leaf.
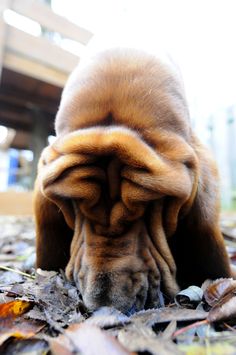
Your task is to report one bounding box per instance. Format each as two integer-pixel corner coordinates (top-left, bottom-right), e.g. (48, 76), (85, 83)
(0, 338), (49, 355)
(161, 320), (177, 340)
(85, 307), (129, 328)
(201, 279), (213, 292)
(175, 286), (203, 308)
(26, 306), (47, 322)
(130, 307), (208, 327)
(0, 271), (24, 284)
(0, 318), (45, 346)
(0, 300), (32, 319)
(204, 278), (236, 307)
(50, 323), (133, 355)
(208, 293), (236, 322)
(3, 270), (83, 329)
(36, 268), (57, 278)
(118, 323), (182, 355)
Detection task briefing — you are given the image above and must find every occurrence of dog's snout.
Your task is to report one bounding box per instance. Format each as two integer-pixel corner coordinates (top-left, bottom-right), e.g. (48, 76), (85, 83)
(79, 272), (114, 311)
(76, 265), (152, 313)
(90, 273), (111, 303)
(70, 237), (159, 313)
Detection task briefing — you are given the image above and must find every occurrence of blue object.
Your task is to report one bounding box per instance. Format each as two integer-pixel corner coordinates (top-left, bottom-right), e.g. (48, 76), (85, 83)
(8, 149), (19, 186)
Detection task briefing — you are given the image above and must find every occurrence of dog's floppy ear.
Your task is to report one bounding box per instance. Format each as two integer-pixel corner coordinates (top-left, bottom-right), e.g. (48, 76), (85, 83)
(169, 137), (231, 287)
(34, 157), (73, 271)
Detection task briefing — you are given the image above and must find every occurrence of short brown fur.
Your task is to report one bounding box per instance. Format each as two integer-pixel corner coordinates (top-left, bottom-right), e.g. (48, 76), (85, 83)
(34, 48), (231, 313)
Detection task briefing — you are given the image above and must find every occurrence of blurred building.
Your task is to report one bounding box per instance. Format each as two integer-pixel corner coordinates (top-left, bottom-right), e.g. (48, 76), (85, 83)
(0, 0), (92, 185)
(0, 0), (92, 213)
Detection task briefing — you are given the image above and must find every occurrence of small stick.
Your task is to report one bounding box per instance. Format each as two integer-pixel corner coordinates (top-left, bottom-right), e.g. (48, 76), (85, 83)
(223, 322), (236, 332)
(172, 319), (209, 338)
(0, 265), (35, 279)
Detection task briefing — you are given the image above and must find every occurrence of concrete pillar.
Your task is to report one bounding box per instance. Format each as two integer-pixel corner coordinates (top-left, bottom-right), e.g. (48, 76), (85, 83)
(30, 108), (49, 188)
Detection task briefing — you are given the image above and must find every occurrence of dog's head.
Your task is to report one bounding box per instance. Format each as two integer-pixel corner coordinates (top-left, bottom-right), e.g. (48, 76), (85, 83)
(39, 123), (198, 313)
(38, 49), (200, 313)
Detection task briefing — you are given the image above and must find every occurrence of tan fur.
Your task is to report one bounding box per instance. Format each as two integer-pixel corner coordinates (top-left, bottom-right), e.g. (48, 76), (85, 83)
(34, 48), (231, 313)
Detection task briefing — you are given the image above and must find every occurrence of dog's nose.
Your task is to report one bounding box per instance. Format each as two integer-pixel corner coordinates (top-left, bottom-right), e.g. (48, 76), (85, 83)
(81, 273), (113, 311)
(91, 273), (111, 304)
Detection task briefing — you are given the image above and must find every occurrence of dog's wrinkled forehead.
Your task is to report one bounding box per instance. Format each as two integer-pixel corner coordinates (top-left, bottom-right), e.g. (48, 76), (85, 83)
(41, 125), (197, 235)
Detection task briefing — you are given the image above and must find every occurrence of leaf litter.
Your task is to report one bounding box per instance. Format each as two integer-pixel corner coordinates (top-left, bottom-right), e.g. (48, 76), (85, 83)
(1, 215), (236, 354)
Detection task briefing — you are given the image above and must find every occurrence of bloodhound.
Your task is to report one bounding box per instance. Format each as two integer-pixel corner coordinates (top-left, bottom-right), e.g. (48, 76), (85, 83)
(34, 48), (231, 313)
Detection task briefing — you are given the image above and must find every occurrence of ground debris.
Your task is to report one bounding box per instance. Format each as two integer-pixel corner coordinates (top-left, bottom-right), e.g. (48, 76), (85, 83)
(175, 285), (203, 308)
(50, 323), (133, 355)
(85, 306), (130, 328)
(1, 215), (236, 354)
(3, 269), (84, 328)
(118, 323), (182, 355)
(130, 307), (208, 327)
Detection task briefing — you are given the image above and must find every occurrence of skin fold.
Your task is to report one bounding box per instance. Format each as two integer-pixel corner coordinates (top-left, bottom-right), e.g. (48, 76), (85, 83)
(34, 48), (231, 313)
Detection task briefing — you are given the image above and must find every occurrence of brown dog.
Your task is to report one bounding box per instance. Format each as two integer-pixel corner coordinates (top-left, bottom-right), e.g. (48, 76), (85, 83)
(34, 48), (231, 313)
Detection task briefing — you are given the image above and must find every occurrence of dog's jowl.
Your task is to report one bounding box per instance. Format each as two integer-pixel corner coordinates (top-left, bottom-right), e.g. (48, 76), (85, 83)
(34, 48), (231, 313)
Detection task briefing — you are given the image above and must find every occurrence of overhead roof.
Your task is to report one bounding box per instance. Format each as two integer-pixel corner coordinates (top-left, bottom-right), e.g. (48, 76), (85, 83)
(0, 67), (62, 149)
(0, 0), (93, 150)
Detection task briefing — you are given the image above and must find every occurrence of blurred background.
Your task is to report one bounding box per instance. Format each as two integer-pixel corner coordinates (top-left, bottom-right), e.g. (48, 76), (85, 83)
(0, 0), (236, 214)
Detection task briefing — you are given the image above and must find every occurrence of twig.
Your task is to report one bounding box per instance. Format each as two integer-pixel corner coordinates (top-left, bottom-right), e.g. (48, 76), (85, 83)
(172, 319), (209, 338)
(223, 322), (236, 332)
(0, 265), (35, 279)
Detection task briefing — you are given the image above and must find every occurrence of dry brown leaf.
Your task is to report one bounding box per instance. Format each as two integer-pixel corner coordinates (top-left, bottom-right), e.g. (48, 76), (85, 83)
(161, 320), (177, 340)
(0, 338), (49, 355)
(0, 300), (32, 319)
(50, 323), (134, 355)
(3, 270), (83, 329)
(85, 307), (129, 328)
(175, 286), (203, 308)
(130, 307), (208, 327)
(0, 318), (45, 346)
(118, 324), (181, 355)
(208, 293), (236, 322)
(204, 278), (236, 307)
